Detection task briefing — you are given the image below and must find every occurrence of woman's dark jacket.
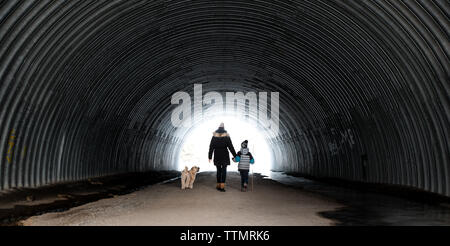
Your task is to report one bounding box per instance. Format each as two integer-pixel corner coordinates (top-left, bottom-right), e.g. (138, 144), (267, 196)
(208, 128), (237, 166)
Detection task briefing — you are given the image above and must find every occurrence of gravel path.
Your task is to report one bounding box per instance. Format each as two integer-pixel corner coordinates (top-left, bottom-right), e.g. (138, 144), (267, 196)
(22, 172), (341, 226)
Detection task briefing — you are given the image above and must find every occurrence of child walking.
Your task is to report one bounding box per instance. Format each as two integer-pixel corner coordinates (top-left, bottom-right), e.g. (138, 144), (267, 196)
(235, 140), (255, 192)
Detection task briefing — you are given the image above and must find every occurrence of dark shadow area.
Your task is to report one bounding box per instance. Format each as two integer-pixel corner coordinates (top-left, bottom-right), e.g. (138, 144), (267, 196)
(0, 171), (179, 226)
(268, 172), (450, 226)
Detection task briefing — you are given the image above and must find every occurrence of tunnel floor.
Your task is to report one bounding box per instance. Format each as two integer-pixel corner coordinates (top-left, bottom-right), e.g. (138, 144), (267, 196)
(20, 172), (339, 226)
(268, 173), (450, 226)
(10, 172), (450, 226)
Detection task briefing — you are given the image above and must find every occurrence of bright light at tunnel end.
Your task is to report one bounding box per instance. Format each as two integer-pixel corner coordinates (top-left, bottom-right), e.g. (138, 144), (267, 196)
(171, 84), (279, 175)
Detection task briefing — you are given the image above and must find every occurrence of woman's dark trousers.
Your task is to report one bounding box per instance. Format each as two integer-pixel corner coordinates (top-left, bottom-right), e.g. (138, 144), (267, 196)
(216, 164), (227, 183)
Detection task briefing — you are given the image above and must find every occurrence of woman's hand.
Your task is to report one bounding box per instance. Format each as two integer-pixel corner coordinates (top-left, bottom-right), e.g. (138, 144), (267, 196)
(209, 159), (212, 163)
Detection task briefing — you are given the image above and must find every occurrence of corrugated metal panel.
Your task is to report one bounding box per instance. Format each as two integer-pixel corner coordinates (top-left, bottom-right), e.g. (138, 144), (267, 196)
(0, 0), (448, 196)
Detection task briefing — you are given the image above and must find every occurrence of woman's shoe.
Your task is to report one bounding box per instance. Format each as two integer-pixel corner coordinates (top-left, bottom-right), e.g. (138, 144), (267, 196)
(219, 183), (226, 192)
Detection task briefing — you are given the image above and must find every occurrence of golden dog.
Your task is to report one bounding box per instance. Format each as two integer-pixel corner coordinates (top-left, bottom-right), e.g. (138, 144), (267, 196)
(181, 166), (200, 189)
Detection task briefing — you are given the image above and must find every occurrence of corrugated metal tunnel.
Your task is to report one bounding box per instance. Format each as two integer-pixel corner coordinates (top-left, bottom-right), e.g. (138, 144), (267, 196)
(0, 0), (448, 198)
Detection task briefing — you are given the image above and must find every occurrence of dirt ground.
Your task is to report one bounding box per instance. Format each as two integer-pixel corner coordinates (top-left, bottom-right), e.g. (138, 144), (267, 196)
(22, 172), (341, 226)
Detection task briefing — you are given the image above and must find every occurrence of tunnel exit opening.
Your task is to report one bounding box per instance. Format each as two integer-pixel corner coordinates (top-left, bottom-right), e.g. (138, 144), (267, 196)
(177, 115), (273, 175)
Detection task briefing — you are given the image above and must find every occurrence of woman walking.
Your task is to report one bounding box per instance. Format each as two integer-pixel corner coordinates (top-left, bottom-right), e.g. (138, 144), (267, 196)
(208, 123), (237, 192)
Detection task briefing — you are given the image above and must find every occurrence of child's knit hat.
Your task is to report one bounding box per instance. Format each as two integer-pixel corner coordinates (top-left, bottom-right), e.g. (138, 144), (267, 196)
(241, 140), (248, 148)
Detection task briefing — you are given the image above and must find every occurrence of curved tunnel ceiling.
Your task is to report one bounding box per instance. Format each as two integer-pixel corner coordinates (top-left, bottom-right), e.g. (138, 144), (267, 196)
(0, 0), (448, 196)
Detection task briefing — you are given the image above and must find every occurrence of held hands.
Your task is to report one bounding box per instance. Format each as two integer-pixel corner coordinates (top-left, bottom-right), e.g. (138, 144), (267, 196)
(209, 159), (212, 163)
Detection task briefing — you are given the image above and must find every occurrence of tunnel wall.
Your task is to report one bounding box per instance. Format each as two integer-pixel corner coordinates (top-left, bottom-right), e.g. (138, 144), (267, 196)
(0, 1), (448, 196)
(265, 1), (449, 196)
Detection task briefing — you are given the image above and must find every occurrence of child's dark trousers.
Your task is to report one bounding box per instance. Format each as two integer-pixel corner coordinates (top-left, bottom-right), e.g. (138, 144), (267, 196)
(239, 169), (249, 187)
